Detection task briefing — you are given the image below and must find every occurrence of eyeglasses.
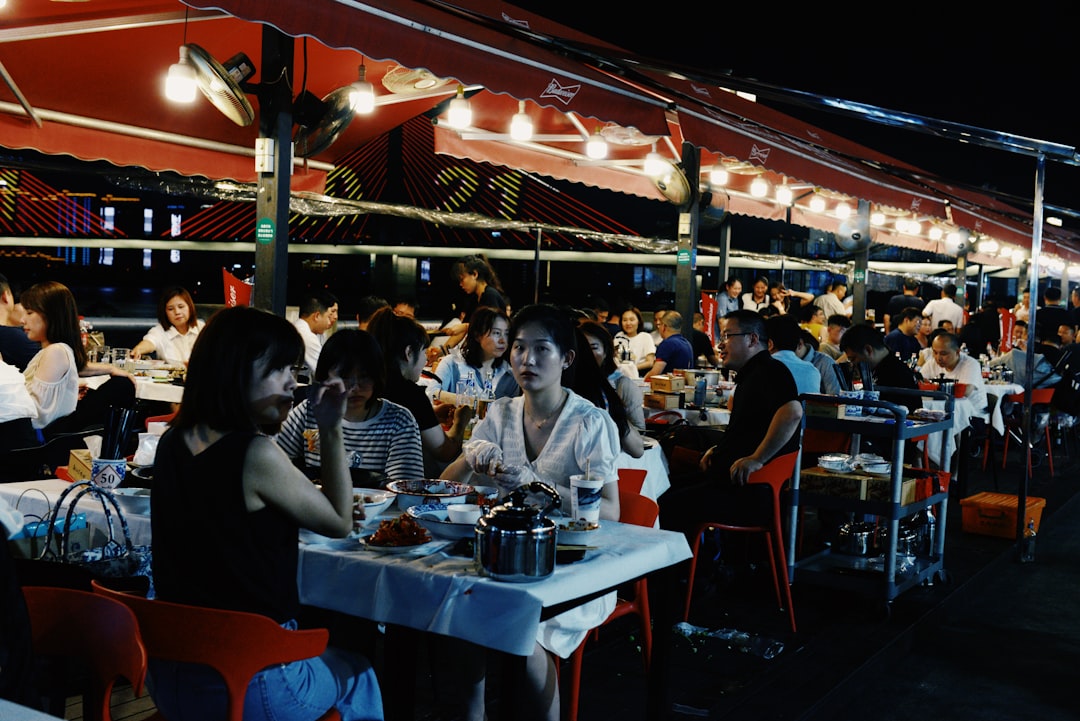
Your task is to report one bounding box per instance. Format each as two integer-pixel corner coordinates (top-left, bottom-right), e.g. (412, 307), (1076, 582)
(717, 332), (752, 344)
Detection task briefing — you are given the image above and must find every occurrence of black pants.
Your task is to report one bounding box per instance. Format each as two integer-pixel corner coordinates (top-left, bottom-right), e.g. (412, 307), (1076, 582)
(42, 377), (136, 440)
(659, 471), (773, 540)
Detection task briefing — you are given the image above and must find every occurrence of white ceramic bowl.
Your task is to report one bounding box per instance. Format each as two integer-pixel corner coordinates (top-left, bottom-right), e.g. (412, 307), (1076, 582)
(555, 519), (601, 546)
(355, 489), (396, 518)
(817, 453), (852, 473)
(447, 503), (481, 525)
(387, 479), (473, 510)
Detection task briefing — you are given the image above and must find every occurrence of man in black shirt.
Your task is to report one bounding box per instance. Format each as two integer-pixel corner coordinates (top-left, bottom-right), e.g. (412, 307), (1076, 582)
(660, 310), (802, 534)
(883, 276), (925, 334)
(839, 323), (920, 411)
(0, 274), (39, 371)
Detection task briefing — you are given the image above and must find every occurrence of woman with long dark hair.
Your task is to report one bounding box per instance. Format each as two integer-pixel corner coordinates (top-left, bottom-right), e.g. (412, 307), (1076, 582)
(20, 281), (135, 438)
(152, 306), (383, 721)
(576, 320), (645, 458)
(439, 254), (509, 351)
(431, 306), (518, 401)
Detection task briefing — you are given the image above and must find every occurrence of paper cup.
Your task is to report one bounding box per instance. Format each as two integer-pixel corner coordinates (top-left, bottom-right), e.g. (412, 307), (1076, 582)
(569, 475), (604, 524)
(91, 458), (126, 490)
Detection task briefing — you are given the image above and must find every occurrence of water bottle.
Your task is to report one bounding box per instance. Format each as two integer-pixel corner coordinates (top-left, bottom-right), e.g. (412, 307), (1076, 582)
(1020, 518), (1036, 563)
(693, 375), (707, 407)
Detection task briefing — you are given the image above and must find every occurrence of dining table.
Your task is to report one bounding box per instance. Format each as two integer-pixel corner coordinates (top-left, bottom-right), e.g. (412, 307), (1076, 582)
(922, 381), (1024, 469)
(81, 373), (184, 405)
(3, 478), (692, 721)
(617, 437), (671, 500)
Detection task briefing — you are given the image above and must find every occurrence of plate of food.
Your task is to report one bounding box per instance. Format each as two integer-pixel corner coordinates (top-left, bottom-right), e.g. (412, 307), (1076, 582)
(362, 514), (433, 552)
(554, 518), (601, 546)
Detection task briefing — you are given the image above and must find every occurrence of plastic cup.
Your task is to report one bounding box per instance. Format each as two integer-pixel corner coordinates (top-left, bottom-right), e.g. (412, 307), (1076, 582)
(569, 474), (604, 525)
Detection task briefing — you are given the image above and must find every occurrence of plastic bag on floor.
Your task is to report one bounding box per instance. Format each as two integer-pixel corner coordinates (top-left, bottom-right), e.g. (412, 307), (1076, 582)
(673, 622), (784, 659)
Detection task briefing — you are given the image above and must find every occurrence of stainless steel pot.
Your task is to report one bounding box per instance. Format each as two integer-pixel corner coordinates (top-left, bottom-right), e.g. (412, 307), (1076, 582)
(836, 521), (878, 556)
(680, 369), (721, 387)
(475, 481), (560, 582)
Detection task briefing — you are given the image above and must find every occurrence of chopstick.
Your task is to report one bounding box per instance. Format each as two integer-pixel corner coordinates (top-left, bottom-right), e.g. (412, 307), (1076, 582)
(557, 544), (599, 551)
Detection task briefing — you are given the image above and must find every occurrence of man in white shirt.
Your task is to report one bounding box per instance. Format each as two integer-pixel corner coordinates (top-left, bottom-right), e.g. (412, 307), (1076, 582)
(812, 280), (848, 319)
(293, 290), (339, 377)
(923, 283), (964, 332)
(920, 332), (987, 413)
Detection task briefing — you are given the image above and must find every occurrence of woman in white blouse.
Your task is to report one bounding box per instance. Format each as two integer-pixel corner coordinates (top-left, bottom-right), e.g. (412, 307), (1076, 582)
(20, 281), (134, 436)
(130, 286), (204, 365)
(613, 307), (655, 376)
(444, 304), (620, 721)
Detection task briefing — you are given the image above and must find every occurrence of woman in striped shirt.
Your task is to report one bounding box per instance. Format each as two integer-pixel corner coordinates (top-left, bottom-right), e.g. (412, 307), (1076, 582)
(275, 329), (424, 486)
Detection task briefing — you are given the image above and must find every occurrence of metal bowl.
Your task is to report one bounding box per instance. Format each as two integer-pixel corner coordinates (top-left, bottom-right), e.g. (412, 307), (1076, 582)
(387, 479), (474, 510)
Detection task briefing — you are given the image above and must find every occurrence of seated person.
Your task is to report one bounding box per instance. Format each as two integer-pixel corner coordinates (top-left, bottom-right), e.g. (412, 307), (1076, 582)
(838, 323), (922, 411)
(130, 286), (204, 364)
(795, 329), (844, 396)
(274, 329), (424, 486)
(819, 314), (851, 360)
(429, 306), (518, 402)
(765, 315), (821, 396)
(691, 312), (720, 367)
(660, 310), (802, 537)
(883, 306), (923, 365)
(574, 322), (644, 458)
(920, 331), (988, 413)
(644, 311), (694, 379)
(0, 357), (38, 453)
(989, 343), (1061, 389)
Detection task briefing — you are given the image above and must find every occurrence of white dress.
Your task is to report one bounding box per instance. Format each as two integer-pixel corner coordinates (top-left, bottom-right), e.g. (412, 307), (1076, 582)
(472, 390), (620, 658)
(23, 343), (78, 429)
(140, 319), (205, 364)
(613, 332), (655, 368)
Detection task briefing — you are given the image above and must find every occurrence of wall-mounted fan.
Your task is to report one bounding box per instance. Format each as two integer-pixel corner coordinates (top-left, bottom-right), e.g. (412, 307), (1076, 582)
(653, 162), (691, 206)
(184, 44), (255, 127)
(293, 87), (356, 158)
(835, 199), (874, 251)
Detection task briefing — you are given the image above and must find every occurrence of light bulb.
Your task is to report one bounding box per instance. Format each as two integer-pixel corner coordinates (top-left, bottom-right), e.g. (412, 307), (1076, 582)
(509, 101), (533, 141)
(870, 211), (886, 226)
(447, 87), (472, 129)
(749, 177), (768, 198)
(349, 65), (375, 114)
(928, 226), (944, 241)
(165, 46), (197, 103)
(834, 202), (851, 219)
(775, 185), (793, 206)
(710, 166), (729, 186)
(808, 195), (826, 213)
(977, 239), (999, 254)
(644, 146), (666, 177)
(585, 130), (607, 159)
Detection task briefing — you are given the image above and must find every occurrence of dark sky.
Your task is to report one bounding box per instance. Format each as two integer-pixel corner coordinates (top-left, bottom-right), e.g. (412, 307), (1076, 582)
(513, 2), (1080, 230)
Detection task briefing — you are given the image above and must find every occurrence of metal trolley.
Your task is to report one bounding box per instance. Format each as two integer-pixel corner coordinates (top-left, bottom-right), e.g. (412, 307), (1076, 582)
(787, 388), (954, 606)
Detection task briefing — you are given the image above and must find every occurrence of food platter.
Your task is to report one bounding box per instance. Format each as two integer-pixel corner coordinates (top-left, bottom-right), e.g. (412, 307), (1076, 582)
(361, 534), (434, 554)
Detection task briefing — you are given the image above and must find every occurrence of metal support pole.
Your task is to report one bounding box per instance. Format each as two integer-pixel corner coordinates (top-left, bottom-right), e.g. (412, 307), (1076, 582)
(675, 143), (700, 343)
(1017, 153), (1046, 557)
(253, 27), (294, 314)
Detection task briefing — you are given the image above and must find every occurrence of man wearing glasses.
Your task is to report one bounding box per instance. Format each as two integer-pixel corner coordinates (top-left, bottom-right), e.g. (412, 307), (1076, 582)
(660, 310), (802, 534)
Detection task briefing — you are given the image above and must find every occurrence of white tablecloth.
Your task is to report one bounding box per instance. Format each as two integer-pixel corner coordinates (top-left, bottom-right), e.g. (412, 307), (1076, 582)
(922, 382), (1024, 468)
(616, 441), (670, 500)
(0, 479), (152, 546)
(297, 519), (691, 657)
(0, 700), (64, 721)
(82, 375), (184, 404)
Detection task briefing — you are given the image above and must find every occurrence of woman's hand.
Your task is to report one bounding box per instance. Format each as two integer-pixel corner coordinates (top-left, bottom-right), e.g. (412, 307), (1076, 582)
(489, 463), (541, 492)
(310, 377), (347, 429)
(463, 439), (502, 475)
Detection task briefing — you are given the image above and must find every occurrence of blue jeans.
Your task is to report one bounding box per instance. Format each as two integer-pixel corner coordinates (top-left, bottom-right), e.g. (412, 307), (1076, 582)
(148, 622), (383, 721)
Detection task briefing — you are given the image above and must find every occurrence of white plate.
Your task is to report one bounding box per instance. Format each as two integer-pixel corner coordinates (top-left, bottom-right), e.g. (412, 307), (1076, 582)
(355, 490), (396, 518)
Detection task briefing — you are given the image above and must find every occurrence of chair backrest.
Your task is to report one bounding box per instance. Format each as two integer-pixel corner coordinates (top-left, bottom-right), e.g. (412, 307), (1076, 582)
(616, 468), (647, 495)
(1007, 388), (1055, 406)
(23, 586), (147, 721)
(91, 581), (331, 721)
(801, 428), (850, 455)
(747, 451), (800, 502)
(617, 491), (659, 528)
(144, 412), (177, 431)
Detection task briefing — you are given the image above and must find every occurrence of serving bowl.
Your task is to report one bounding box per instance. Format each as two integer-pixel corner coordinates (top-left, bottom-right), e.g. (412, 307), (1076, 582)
(112, 487), (151, 515)
(406, 503), (480, 540)
(387, 479), (473, 510)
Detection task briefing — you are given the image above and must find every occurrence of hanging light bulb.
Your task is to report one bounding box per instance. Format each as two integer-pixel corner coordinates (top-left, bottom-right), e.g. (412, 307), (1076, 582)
(977, 239), (999, 254)
(775, 183), (793, 206)
(749, 176), (768, 198)
(928, 226), (944, 241)
(644, 144), (666, 177)
(709, 165), (729, 186)
(808, 194), (826, 213)
(834, 201), (851, 219)
(509, 100), (533, 141)
(870, 211), (886, 226)
(447, 86), (472, 129)
(165, 45), (197, 103)
(585, 128), (608, 159)
(349, 62), (376, 114)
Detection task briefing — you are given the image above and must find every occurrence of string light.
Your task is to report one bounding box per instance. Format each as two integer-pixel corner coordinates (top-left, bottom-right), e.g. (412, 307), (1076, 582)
(509, 100), (533, 141)
(447, 86), (472, 129)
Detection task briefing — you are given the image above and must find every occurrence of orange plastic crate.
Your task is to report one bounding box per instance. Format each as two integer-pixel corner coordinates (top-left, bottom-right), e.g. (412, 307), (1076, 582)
(960, 492), (1046, 539)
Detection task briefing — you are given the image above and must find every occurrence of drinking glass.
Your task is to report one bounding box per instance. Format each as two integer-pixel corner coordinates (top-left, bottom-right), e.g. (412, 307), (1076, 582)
(456, 379), (477, 410)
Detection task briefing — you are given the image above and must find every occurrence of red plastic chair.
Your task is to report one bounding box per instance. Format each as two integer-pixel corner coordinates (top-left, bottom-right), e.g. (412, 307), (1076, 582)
(616, 467), (647, 495)
(91, 581), (341, 721)
(144, 412), (176, 431)
(998, 388), (1055, 477)
(23, 585), (147, 721)
(562, 491), (659, 721)
(683, 451), (799, 632)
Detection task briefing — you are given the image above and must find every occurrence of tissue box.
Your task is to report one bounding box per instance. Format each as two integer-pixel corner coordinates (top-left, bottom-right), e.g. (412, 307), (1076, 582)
(649, 375), (685, 393)
(68, 449), (93, 481)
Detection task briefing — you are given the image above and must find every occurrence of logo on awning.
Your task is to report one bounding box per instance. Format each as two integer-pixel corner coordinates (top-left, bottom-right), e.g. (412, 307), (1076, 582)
(749, 144), (771, 163)
(541, 79), (581, 105)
